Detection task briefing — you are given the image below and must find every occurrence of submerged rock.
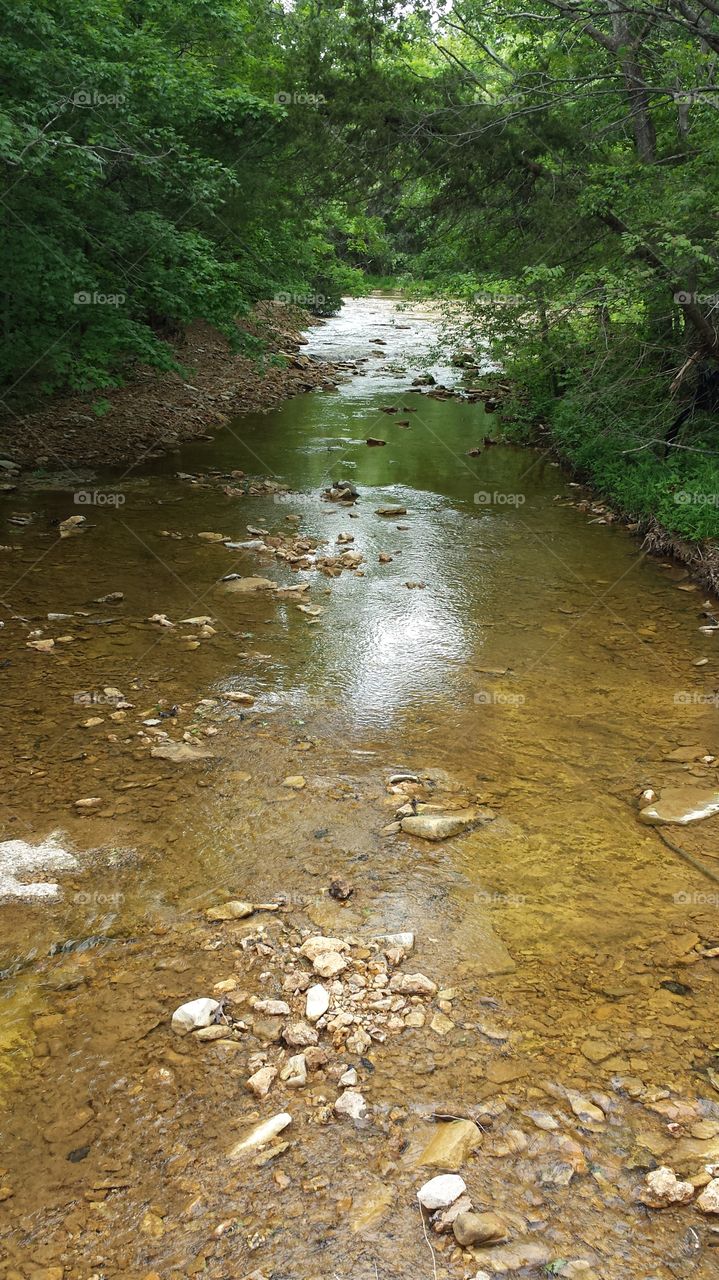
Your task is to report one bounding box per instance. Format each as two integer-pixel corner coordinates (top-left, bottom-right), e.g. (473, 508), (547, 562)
(206, 900), (254, 921)
(416, 1119), (482, 1170)
(228, 1112), (292, 1157)
(400, 808), (489, 841)
(639, 786), (719, 825)
(151, 742), (214, 763)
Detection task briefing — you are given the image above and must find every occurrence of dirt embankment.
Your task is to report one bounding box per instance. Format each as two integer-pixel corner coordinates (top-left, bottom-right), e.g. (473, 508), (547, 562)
(0, 303), (338, 471)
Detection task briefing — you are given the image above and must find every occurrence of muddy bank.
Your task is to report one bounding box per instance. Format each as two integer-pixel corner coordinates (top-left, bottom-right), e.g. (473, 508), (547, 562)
(0, 303), (340, 471)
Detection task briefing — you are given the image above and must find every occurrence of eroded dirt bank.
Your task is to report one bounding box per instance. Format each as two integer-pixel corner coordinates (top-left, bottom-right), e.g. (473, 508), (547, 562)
(1, 297), (719, 1280)
(0, 304), (340, 471)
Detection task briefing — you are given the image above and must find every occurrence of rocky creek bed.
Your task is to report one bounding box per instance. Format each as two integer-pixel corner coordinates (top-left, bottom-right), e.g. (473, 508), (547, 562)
(1, 297), (719, 1279)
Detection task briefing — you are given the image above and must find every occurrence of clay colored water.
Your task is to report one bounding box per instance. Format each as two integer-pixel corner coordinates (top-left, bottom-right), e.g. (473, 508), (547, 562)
(1, 297), (719, 1279)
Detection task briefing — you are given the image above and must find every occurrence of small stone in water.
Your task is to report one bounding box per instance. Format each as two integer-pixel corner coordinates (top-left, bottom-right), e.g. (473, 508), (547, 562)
(246, 1066), (277, 1098)
(334, 1089), (367, 1121)
(417, 1174), (466, 1210)
(171, 998), (219, 1035)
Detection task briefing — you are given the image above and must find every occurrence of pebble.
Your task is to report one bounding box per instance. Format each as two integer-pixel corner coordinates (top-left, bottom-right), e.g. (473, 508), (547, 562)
(281, 1054), (308, 1087)
(171, 998), (220, 1035)
(334, 1089), (368, 1120)
(639, 1166), (695, 1207)
(283, 775), (306, 789)
(283, 1021), (319, 1048)
(246, 1066), (277, 1098)
(306, 984), (330, 1021)
(254, 999), (291, 1016)
(313, 950), (347, 978)
(389, 972), (437, 996)
(417, 1174), (467, 1210)
(300, 935), (350, 962)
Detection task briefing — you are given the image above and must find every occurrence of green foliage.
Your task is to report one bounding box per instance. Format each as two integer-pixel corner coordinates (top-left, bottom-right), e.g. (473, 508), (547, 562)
(0, 0), (357, 398)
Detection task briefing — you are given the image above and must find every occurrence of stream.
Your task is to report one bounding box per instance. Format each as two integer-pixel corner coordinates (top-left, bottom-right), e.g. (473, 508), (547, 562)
(1, 295), (719, 1279)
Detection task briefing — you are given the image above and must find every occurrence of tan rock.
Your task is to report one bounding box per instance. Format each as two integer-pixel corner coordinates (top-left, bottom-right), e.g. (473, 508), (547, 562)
(206, 900), (254, 921)
(639, 1166), (694, 1208)
(453, 1210), (508, 1246)
(415, 1119), (482, 1170)
(246, 1066), (277, 1099)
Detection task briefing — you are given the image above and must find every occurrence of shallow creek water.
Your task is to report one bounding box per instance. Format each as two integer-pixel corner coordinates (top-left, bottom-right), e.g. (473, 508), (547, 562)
(1, 296), (719, 1279)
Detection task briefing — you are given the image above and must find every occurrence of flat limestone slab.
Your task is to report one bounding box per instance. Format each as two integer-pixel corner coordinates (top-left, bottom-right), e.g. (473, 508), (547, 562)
(414, 1119), (482, 1170)
(639, 787), (719, 825)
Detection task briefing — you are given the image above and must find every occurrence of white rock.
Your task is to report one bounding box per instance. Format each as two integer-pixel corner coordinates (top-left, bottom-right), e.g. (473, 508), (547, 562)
(253, 999), (291, 1016)
(228, 1112), (292, 1157)
(334, 1089), (367, 1120)
(0, 834), (77, 900)
(375, 931), (415, 951)
(171, 998), (219, 1035)
(306, 984), (330, 1022)
(339, 1067), (358, 1087)
(417, 1174), (467, 1211)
